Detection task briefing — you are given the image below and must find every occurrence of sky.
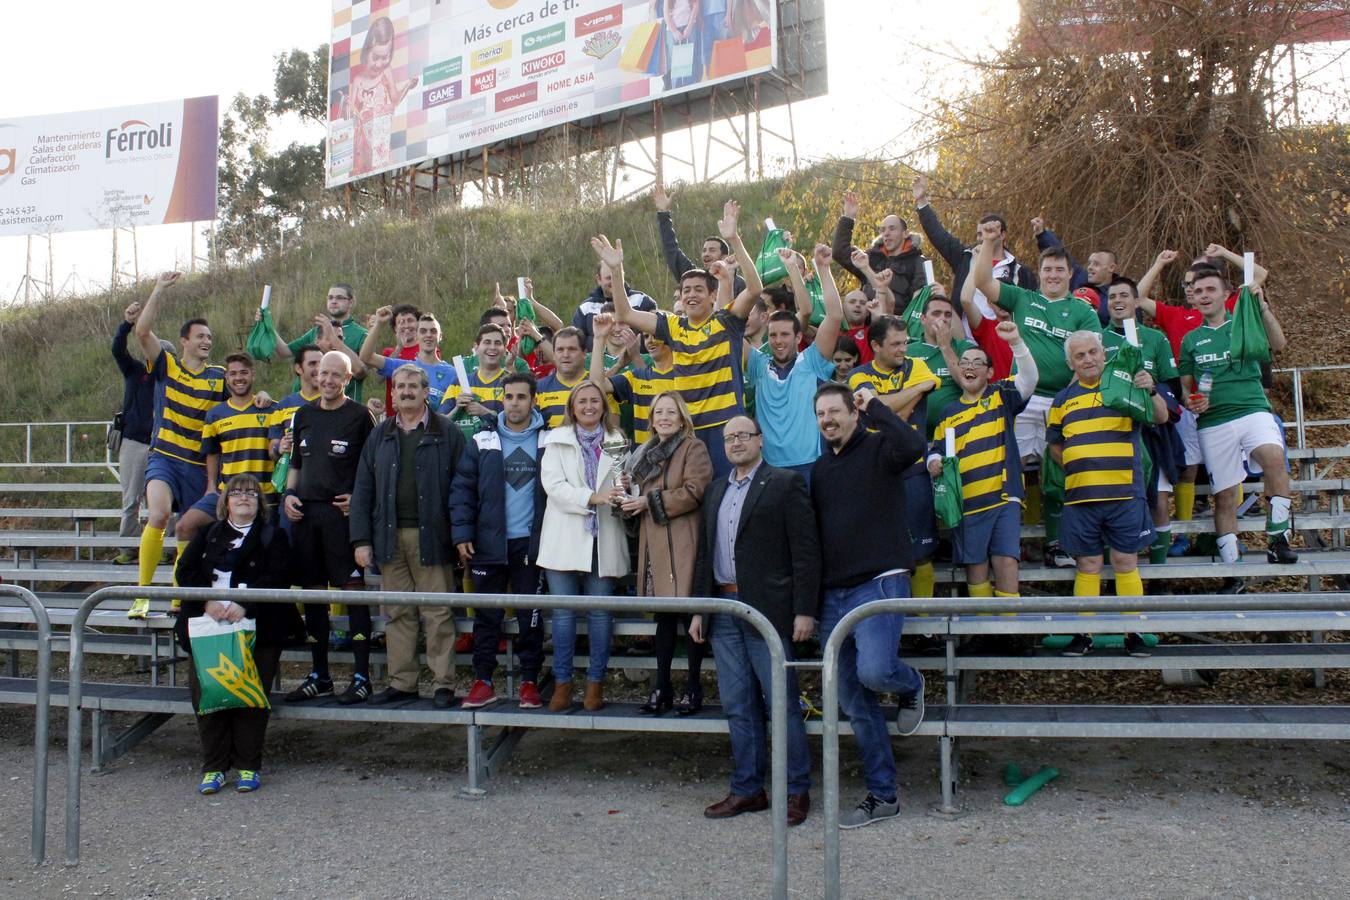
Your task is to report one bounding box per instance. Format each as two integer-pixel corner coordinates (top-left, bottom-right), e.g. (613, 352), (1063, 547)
(5, 0), (1340, 303)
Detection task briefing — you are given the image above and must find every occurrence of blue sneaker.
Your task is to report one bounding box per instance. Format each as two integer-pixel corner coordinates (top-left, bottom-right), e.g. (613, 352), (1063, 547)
(236, 770), (261, 792)
(1167, 535), (1191, 557)
(199, 771), (227, 795)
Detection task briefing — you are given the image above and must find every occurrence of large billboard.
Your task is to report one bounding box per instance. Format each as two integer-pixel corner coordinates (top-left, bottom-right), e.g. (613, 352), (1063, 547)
(0, 96), (218, 238)
(326, 0), (778, 187)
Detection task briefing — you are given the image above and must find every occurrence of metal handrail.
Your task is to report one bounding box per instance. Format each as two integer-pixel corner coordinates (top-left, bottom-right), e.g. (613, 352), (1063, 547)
(820, 591), (1350, 900)
(0, 584), (52, 865)
(0, 421), (117, 476)
(63, 585), (791, 898)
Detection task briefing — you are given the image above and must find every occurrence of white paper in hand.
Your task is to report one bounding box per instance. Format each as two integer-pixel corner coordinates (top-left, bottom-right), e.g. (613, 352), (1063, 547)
(452, 355), (471, 396)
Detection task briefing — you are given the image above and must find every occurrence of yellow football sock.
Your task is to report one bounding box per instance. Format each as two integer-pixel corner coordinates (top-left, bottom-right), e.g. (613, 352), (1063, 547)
(1023, 484), (1042, 525)
(137, 525), (165, 586)
(993, 589), (1019, 598)
(169, 542), (187, 611)
(968, 581), (993, 598)
(1073, 571), (1101, 597)
(912, 561), (935, 598)
(1174, 482), (1195, 521)
(1115, 568), (1144, 597)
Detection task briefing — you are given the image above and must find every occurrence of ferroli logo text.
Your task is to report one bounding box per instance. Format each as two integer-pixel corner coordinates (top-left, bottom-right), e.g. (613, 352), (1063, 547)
(105, 119), (173, 158)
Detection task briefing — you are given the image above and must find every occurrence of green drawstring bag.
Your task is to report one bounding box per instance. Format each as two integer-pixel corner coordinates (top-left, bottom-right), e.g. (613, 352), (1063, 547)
(1101, 337), (1152, 423)
(515, 295), (538, 356)
(246, 307), (279, 362)
(1229, 285), (1270, 368)
(188, 616), (270, 715)
(806, 275), (825, 326)
(756, 221), (791, 285)
(933, 454), (964, 529)
(901, 284), (930, 340)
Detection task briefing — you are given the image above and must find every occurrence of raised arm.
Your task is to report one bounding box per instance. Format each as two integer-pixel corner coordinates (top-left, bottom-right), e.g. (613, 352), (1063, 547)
(780, 249), (813, 334)
(133, 272), (182, 363)
(721, 200), (763, 320)
(1254, 286), (1288, 353)
(589, 313), (619, 395)
(851, 248), (896, 314)
(810, 244), (843, 353)
(959, 243), (986, 330)
(521, 279), (566, 332)
(972, 231), (1006, 309)
(1135, 249), (1177, 317)
(654, 185), (698, 283)
(593, 235), (661, 335)
(912, 175), (965, 272)
(831, 190), (870, 286)
(1206, 243), (1268, 288)
(319, 315), (366, 378)
(112, 303), (143, 377)
(999, 321), (1040, 400)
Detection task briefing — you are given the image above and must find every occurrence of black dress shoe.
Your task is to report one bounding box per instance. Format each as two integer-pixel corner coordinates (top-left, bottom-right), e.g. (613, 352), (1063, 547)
(638, 688), (673, 715)
(432, 688), (457, 709)
(674, 688), (703, 716)
(368, 686), (420, 705)
(786, 793), (811, 827)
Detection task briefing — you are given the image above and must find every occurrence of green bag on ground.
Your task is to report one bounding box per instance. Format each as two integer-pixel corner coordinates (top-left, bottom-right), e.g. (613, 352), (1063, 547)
(246, 307), (279, 362)
(188, 616), (270, 715)
(515, 296), (538, 356)
(1229, 285), (1270, 368)
(933, 455), (964, 529)
(756, 227), (791, 284)
(1101, 339), (1152, 423)
(900, 284), (930, 340)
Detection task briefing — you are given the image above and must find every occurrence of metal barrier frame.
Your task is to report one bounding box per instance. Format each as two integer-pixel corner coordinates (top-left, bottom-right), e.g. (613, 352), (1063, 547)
(1, 584), (52, 865)
(820, 591), (1350, 900)
(0, 421), (117, 477)
(64, 585), (792, 898)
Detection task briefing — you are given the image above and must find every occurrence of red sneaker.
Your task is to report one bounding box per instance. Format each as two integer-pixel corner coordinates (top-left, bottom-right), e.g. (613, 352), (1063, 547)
(453, 633), (474, 654)
(461, 679), (498, 709)
(518, 681), (543, 709)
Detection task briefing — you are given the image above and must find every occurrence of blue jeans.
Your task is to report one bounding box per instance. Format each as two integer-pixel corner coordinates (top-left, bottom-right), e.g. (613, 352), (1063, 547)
(819, 572), (921, 799)
(710, 607), (812, 796)
(697, 425), (732, 480)
(546, 563), (615, 684)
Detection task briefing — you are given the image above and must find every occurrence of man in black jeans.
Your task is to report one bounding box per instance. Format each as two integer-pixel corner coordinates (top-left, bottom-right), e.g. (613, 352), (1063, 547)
(283, 351), (376, 704)
(451, 373), (548, 709)
(111, 300), (158, 564)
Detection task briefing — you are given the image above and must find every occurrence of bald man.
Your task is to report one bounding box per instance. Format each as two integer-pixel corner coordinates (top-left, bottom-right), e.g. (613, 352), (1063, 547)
(832, 190), (926, 307)
(284, 351), (378, 704)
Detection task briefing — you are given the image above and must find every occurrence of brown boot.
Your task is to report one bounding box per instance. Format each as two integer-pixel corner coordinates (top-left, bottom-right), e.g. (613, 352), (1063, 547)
(583, 680), (605, 711)
(548, 679), (574, 712)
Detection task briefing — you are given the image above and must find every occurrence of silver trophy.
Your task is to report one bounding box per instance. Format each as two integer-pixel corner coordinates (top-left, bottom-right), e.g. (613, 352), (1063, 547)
(601, 436), (635, 516)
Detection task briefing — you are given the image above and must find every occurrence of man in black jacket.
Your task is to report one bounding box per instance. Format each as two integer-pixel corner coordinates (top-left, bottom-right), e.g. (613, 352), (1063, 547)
(111, 300), (158, 564)
(912, 174), (1037, 310)
(691, 414), (817, 827)
(831, 190), (926, 306)
(654, 184), (746, 295)
(349, 365), (466, 708)
(571, 260), (657, 351)
(810, 381), (927, 830)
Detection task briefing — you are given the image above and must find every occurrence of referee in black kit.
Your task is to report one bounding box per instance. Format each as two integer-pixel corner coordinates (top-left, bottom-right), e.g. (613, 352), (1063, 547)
(283, 350), (377, 705)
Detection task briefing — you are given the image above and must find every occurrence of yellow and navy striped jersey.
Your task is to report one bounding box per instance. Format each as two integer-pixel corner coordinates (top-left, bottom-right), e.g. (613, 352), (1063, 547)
(271, 389), (319, 435)
(848, 356), (938, 474)
(438, 366), (510, 417)
(201, 397), (280, 493)
(535, 371), (587, 429)
(930, 380), (1028, 515)
(610, 365), (676, 445)
(147, 351), (227, 466)
(652, 310), (747, 430)
(1046, 378), (1144, 505)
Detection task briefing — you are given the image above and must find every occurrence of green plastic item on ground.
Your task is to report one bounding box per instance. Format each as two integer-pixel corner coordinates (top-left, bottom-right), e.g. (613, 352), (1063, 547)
(1004, 766), (1059, 806)
(1041, 633), (1159, 650)
(1002, 763), (1024, 788)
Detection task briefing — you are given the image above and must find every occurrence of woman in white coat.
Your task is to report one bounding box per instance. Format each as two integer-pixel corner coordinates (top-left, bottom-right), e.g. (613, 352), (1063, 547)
(538, 380), (631, 712)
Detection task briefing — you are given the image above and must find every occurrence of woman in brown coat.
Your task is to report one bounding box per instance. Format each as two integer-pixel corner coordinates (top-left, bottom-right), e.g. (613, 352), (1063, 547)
(618, 391), (714, 715)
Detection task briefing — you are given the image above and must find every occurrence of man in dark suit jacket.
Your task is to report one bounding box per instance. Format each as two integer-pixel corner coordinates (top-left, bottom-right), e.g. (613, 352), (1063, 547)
(691, 415), (819, 827)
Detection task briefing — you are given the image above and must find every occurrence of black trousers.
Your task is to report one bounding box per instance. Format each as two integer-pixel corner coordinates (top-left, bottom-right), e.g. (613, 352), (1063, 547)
(470, 538), (544, 682)
(654, 612), (706, 695)
(188, 643), (283, 773)
(293, 500), (370, 679)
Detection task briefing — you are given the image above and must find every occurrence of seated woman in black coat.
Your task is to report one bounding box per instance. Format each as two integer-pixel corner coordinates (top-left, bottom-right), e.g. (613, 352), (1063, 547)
(174, 474), (303, 795)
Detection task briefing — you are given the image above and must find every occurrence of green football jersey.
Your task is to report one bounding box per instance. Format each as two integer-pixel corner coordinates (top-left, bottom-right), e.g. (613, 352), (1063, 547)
(1177, 317), (1270, 428)
(995, 283), (1101, 397)
(1102, 323), (1179, 382)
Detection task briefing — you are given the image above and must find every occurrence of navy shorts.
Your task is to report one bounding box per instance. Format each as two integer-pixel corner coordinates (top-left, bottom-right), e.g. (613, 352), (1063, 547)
(189, 492), (220, 519)
(903, 470), (936, 560)
(1060, 498), (1154, 558)
(953, 502), (1022, 565)
(144, 452), (207, 513)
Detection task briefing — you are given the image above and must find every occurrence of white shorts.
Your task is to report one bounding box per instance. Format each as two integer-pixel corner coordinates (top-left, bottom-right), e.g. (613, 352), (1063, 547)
(1198, 411), (1284, 493)
(1176, 408), (1202, 467)
(1157, 466), (1172, 494)
(1014, 394), (1052, 463)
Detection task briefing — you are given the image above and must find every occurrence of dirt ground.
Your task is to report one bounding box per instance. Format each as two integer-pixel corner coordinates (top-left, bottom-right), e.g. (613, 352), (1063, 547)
(2, 700), (1349, 899)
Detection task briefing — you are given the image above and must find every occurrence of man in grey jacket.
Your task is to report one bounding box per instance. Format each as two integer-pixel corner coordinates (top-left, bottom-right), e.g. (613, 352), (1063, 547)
(350, 365), (466, 708)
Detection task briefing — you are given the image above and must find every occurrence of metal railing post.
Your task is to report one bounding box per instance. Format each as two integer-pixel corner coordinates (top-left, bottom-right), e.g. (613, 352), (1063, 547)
(0, 585), (52, 864)
(62, 585), (790, 896)
(820, 591), (1350, 897)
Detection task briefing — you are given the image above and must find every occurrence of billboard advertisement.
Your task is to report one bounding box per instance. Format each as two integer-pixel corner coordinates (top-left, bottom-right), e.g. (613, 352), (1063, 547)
(326, 0), (778, 187)
(0, 96), (218, 238)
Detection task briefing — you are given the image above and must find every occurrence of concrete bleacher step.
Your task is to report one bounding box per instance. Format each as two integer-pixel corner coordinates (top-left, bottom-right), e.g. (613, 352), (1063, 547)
(0, 532), (176, 549)
(945, 703), (1350, 739)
